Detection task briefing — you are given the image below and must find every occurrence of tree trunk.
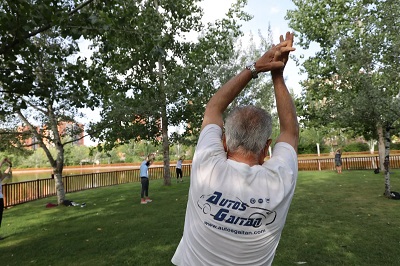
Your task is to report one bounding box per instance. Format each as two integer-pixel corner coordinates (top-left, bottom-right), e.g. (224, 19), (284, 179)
(17, 109), (66, 204)
(154, 0), (171, 185)
(54, 141), (66, 204)
(368, 139), (375, 155)
(162, 113), (171, 186)
(377, 124), (385, 170)
(383, 126), (391, 198)
(157, 58), (171, 186)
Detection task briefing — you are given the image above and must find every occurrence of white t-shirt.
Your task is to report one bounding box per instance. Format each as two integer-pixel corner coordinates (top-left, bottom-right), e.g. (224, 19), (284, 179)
(176, 160), (183, 169)
(172, 124), (298, 266)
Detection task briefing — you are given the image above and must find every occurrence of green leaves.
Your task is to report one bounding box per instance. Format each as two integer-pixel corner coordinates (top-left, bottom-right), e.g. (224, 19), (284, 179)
(81, 0), (252, 149)
(288, 0), (400, 141)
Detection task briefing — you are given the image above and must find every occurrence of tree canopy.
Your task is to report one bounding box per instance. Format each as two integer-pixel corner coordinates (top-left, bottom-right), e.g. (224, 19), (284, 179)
(77, 0), (255, 184)
(287, 0), (400, 138)
(287, 0), (400, 196)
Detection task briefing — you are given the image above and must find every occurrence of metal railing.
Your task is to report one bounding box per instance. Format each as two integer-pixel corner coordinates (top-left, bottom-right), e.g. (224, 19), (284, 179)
(2, 155), (400, 208)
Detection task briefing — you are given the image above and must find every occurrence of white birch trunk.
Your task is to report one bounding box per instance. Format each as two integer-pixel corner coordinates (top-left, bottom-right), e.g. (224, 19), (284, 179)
(383, 127), (391, 198)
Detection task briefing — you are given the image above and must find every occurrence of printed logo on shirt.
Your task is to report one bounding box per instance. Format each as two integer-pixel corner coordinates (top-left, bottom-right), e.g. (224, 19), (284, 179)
(197, 191), (277, 229)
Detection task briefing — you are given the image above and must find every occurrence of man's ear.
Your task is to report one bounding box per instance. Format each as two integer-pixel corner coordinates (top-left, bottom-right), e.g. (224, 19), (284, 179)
(263, 139), (273, 157)
(222, 134), (228, 152)
(258, 139), (272, 165)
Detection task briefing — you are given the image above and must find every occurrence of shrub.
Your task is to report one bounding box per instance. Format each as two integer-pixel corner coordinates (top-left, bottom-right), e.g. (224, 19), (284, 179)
(391, 143), (400, 150)
(343, 142), (369, 152)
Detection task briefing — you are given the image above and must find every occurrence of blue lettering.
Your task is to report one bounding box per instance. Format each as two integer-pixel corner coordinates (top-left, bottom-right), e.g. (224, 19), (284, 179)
(244, 218), (254, 227)
(253, 218), (262, 227)
(226, 215), (235, 224)
(206, 191), (222, 205)
(232, 201), (240, 210)
(238, 217), (247, 225)
(225, 200), (235, 208)
(214, 208), (229, 221)
(219, 198), (228, 207)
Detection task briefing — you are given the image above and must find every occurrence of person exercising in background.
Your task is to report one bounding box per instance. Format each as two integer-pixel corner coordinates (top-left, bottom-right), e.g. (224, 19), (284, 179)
(335, 148), (343, 174)
(0, 158), (12, 240)
(176, 156), (184, 183)
(140, 154), (155, 204)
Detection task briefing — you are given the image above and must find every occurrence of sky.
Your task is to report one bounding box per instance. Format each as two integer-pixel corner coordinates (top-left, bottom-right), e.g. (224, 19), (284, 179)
(80, 0), (315, 145)
(199, 0), (312, 95)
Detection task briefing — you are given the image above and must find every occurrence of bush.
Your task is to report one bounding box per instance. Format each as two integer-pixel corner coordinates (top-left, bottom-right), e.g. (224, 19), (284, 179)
(391, 143), (400, 150)
(297, 143), (330, 155)
(343, 142), (369, 152)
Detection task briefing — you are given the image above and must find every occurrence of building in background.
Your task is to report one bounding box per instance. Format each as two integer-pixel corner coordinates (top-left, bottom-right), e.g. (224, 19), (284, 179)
(18, 121), (85, 149)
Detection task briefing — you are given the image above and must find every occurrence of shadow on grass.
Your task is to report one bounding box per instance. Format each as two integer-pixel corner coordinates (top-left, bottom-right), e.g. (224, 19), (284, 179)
(274, 170), (400, 266)
(2, 171), (400, 265)
(1, 180), (188, 266)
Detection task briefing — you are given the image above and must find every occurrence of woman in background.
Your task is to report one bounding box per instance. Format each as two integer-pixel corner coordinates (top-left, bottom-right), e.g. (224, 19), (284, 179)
(335, 148), (342, 174)
(176, 156), (184, 183)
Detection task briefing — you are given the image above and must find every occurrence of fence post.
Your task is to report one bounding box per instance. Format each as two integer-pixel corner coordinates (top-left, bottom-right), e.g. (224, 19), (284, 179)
(37, 179), (40, 199)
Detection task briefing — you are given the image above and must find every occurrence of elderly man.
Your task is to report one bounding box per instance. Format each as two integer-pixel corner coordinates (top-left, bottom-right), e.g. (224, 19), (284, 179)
(172, 32), (299, 265)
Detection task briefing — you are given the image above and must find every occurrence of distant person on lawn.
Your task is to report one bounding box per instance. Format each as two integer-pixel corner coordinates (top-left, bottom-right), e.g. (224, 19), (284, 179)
(172, 32), (299, 265)
(0, 158), (12, 240)
(335, 148), (342, 174)
(140, 154), (154, 204)
(176, 156), (184, 183)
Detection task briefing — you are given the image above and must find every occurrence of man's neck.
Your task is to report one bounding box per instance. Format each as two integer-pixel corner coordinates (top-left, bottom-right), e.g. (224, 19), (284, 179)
(227, 151), (260, 167)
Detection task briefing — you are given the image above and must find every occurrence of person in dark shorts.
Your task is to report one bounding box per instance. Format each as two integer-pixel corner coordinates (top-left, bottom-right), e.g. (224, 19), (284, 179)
(140, 154), (155, 204)
(176, 156), (184, 183)
(335, 148), (342, 173)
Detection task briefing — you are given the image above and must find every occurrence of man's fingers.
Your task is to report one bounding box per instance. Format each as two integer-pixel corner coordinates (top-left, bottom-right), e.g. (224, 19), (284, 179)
(267, 61), (285, 70)
(286, 32), (294, 47)
(274, 50), (282, 61)
(285, 32), (291, 42)
(280, 47), (296, 53)
(274, 40), (290, 48)
(280, 35), (284, 43)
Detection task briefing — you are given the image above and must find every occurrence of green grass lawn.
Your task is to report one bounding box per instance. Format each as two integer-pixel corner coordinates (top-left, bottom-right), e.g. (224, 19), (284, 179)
(1, 170), (400, 266)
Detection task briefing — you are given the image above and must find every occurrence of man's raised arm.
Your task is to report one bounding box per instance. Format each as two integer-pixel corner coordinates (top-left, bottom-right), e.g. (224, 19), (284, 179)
(272, 32), (299, 152)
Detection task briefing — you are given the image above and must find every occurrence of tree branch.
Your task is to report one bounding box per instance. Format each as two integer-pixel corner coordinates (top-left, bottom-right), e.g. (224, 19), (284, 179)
(21, 97), (48, 114)
(62, 120), (121, 146)
(15, 109), (57, 167)
(0, 0), (96, 55)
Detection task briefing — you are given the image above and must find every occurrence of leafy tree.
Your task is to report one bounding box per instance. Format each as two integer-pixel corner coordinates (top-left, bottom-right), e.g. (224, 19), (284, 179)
(0, 0), (95, 97)
(64, 142), (90, 166)
(79, 0), (252, 185)
(298, 127), (330, 155)
(0, 1), (99, 204)
(287, 0), (400, 197)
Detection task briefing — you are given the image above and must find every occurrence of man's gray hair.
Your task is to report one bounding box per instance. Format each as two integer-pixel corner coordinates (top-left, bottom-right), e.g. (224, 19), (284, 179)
(224, 105), (272, 156)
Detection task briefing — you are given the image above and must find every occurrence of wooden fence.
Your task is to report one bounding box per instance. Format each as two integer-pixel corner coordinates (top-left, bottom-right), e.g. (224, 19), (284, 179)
(3, 155), (400, 208)
(2, 164), (191, 208)
(298, 155), (400, 171)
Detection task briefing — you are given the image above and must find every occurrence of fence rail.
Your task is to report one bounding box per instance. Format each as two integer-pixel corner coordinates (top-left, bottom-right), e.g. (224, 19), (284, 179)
(298, 155), (400, 171)
(3, 156), (400, 208)
(2, 164), (191, 208)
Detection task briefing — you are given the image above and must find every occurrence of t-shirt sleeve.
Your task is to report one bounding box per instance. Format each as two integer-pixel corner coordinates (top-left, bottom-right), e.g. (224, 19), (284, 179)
(264, 142), (298, 186)
(194, 124), (226, 161)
